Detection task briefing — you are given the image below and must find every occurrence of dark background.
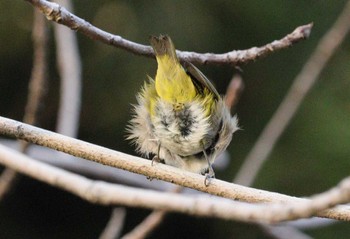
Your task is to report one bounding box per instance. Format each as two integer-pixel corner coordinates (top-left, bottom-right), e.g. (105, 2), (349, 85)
(1, 1), (350, 238)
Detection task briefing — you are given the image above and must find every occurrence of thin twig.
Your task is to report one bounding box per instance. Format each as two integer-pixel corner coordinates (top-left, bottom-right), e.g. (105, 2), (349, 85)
(121, 187), (182, 239)
(99, 208), (126, 239)
(225, 74), (244, 111)
(122, 211), (166, 239)
(0, 169), (18, 199)
(262, 225), (313, 239)
(234, 0), (350, 187)
(229, 76), (312, 238)
(0, 9), (48, 200)
(284, 218), (336, 230)
(53, 0), (82, 137)
(0, 143), (350, 222)
(21, 11), (48, 145)
(24, 0), (312, 65)
(233, 1), (350, 237)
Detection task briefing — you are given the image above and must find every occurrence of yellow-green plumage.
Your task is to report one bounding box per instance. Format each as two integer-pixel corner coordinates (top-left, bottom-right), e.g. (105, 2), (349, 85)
(155, 55), (196, 102)
(150, 35), (215, 117)
(127, 35), (239, 183)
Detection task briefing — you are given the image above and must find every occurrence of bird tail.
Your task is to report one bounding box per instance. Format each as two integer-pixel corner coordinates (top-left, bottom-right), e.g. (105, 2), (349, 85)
(150, 35), (177, 61)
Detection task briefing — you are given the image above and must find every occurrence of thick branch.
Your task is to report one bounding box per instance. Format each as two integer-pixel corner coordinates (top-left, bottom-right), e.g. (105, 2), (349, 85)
(0, 116), (292, 202)
(24, 0), (312, 65)
(0, 116), (350, 221)
(0, 143), (350, 222)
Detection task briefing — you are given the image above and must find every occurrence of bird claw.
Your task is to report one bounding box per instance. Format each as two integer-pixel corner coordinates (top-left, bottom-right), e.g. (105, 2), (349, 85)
(204, 170), (215, 186)
(151, 155), (161, 166)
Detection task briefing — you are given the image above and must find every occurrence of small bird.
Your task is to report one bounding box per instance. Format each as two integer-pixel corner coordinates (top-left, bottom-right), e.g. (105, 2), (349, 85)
(127, 35), (239, 185)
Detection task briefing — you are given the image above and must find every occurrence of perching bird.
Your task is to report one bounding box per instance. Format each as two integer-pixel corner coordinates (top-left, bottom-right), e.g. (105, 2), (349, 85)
(127, 35), (238, 185)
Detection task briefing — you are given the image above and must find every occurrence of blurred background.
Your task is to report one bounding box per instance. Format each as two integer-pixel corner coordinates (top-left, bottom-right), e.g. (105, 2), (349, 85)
(0, 0), (350, 238)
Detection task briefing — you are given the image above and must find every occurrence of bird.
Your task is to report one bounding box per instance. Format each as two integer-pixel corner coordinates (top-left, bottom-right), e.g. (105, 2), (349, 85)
(127, 35), (239, 185)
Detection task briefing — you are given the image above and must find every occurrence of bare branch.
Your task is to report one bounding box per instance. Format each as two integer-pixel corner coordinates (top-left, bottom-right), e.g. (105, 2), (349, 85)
(0, 116), (297, 202)
(1, 117), (350, 221)
(24, 0), (312, 65)
(234, 0), (350, 186)
(284, 218), (336, 230)
(99, 208), (126, 239)
(231, 76), (312, 239)
(0, 169), (18, 199)
(262, 225), (313, 239)
(122, 187), (182, 239)
(0, 139), (175, 191)
(22, 10), (48, 137)
(53, 0), (82, 137)
(225, 74), (244, 111)
(0, 9), (48, 200)
(233, 1), (350, 235)
(122, 211), (166, 239)
(1, 143), (350, 222)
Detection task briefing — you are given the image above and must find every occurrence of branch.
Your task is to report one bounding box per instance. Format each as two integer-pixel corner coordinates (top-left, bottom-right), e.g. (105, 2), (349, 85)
(1, 117), (350, 221)
(262, 225), (313, 239)
(53, 0), (82, 137)
(24, 0), (312, 65)
(284, 218), (336, 230)
(234, 0), (350, 186)
(121, 211), (166, 239)
(1, 143), (350, 223)
(0, 169), (18, 199)
(99, 208), (126, 239)
(233, 1), (350, 235)
(22, 10), (48, 137)
(0, 139), (175, 191)
(229, 76), (312, 238)
(0, 116), (289, 202)
(225, 74), (244, 111)
(0, 9), (48, 200)
(121, 187), (183, 239)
